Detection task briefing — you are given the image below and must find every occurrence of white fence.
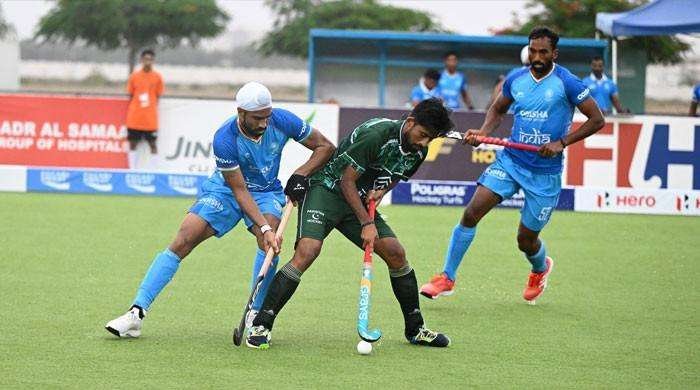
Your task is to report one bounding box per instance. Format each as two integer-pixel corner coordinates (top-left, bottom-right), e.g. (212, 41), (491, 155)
(20, 60), (309, 88)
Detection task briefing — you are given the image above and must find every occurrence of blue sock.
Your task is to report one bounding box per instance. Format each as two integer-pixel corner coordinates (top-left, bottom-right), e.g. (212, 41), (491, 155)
(442, 224), (476, 281)
(251, 249), (279, 311)
(133, 249), (181, 311)
(526, 240), (547, 273)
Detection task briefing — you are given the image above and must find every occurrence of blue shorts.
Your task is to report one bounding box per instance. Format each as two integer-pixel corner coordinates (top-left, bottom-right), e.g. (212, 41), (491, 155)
(478, 152), (561, 232)
(189, 186), (286, 238)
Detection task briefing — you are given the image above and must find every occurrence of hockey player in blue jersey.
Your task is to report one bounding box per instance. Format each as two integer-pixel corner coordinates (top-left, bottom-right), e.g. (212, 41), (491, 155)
(105, 82), (335, 338)
(421, 27), (605, 303)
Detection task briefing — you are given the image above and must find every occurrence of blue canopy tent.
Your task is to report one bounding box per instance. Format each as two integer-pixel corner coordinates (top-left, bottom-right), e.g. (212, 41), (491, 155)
(596, 0), (700, 83)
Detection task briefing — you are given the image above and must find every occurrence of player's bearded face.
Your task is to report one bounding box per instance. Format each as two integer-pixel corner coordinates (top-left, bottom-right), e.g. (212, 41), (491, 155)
(528, 38), (557, 74)
(240, 108), (272, 137)
(591, 60), (604, 78)
(402, 119), (432, 152)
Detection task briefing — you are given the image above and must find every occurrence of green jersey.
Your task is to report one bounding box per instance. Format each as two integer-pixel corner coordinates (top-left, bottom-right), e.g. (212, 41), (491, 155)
(311, 118), (427, 196)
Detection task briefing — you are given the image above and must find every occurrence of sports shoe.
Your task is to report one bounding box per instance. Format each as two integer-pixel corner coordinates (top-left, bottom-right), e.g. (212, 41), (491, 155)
(105, 307), (144, 338)
(419, 273), (455, 299)
(523, 257), (554, 303)
(246, 325), (271, 349)
(409, 326), (451, 347)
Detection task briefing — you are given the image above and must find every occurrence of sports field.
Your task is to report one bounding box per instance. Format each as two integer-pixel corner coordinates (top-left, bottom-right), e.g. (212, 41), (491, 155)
(2, 192), (698, 388)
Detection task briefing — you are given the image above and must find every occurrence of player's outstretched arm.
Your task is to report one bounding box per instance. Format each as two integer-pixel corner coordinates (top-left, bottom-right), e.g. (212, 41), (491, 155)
(223, 170), (279, 254)
(464, 93), (511, 146)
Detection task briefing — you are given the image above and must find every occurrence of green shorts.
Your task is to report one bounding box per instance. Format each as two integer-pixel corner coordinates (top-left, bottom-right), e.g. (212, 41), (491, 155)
(297, 185), (395, 249)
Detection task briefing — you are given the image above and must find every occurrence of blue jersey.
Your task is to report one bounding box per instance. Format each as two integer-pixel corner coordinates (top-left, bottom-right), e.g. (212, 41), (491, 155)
(438, 70), (467, 109)
(410, 81), (441, 104)
(208, 108), (312, 193)
(582, 74), (618, 113)
(502, 64), (591, 174)
(693, 83), (700, 103)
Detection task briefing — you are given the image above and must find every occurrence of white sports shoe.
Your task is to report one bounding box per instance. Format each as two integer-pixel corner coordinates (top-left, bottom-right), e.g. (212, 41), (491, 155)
(105, 307), (144, 338)
(245, 309), (258, 330)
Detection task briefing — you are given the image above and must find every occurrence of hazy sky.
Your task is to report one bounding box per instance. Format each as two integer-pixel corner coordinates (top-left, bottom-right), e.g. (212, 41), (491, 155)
(1, 0), (533, 43)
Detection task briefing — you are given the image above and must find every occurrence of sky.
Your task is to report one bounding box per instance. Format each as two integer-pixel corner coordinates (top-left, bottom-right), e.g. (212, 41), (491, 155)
(0, 0), (533, 47)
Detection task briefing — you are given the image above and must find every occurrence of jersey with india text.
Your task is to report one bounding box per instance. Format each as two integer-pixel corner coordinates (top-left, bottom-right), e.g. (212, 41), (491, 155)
(207, 108), (311, 193)
(502, 63), (590, 174)
(311, 118), (426, 197)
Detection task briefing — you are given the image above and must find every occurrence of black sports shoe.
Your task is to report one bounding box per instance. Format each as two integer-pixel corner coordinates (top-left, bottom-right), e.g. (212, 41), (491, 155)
(409, 326), (451, 347)
(246, 325), (271, 349)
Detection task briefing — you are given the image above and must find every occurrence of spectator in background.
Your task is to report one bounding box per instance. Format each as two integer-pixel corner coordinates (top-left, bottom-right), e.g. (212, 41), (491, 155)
(487, 45), (530, 109)
(126, 49), (164, 169)
(583, 56), (630, 115)
(690, 82), (700, 116)
(439, 52), (474, 110)
(410, 68), (442, 107)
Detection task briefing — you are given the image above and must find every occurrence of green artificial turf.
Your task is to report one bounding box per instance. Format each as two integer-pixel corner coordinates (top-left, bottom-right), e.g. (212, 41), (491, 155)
(1, 192), (697, 388)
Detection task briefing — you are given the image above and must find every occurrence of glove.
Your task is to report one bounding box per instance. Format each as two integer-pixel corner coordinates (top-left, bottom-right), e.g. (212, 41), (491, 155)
(284, 174), (309, 203)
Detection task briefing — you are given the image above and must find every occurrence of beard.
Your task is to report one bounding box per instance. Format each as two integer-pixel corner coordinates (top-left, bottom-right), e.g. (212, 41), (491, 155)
(531, 60), (552, 74)
(400, 133), (419, 152)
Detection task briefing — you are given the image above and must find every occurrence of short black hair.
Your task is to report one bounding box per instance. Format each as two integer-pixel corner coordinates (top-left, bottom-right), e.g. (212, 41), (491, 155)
(410, 98), (454, 137)
(424, 68), (441, 81)
(141, 49), (155, 57)
(443, 51), (458, 59)
(592, 56), (604, 62)
(528, 26), (559, 49)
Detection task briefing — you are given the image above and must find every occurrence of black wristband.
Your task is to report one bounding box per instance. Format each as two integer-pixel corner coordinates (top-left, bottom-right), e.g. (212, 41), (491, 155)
(361, 221), (375, 228)
(559, 138), (567, 148)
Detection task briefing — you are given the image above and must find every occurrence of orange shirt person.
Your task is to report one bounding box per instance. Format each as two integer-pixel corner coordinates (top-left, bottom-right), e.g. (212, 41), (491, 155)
(126, 49), (164, 169)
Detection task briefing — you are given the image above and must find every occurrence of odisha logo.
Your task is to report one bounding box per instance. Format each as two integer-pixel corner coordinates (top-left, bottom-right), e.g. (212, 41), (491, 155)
(519, 110), (549, 120)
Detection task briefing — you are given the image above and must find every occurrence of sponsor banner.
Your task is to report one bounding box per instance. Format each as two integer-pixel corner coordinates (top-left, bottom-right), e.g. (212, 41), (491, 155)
(26, 167), (206, 197)
(158, 99), (339, 183)
(566, 114), (700, 190)
(391, 179), (575, 210)
(0, 94), (130, 168)
(0, 94), (339, 183)
(574, 187), (700, 216)
(340, 108), (700, 190)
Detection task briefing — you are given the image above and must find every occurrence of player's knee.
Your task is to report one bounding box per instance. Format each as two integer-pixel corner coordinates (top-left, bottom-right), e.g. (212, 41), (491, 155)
(290, 239), (321, 272)
(461, 207), (481, 227)
(377, 240), (407, 269)
(170, 231), (199, 259)
(516, 233), (537, 254)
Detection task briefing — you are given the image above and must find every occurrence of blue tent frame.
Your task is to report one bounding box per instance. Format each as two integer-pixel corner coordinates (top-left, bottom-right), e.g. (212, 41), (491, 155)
(308, 29), (608, 106)
(596, 0), (700, 37)
(596, 0), (700, 84)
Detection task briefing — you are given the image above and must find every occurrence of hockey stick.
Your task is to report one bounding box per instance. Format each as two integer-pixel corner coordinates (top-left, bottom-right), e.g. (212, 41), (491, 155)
(232, 200), (294, 346)
(357, 198), (382, 343)
(445, 131), (540, 152)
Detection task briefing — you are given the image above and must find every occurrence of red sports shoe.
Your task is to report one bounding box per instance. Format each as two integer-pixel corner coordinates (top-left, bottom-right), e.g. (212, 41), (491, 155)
(523, 257), (554, 303)
(420, 273), (455, 299)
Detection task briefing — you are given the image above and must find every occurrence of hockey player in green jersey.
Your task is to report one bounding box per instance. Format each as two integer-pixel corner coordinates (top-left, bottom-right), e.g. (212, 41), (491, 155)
(246, 98), (455, 349)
